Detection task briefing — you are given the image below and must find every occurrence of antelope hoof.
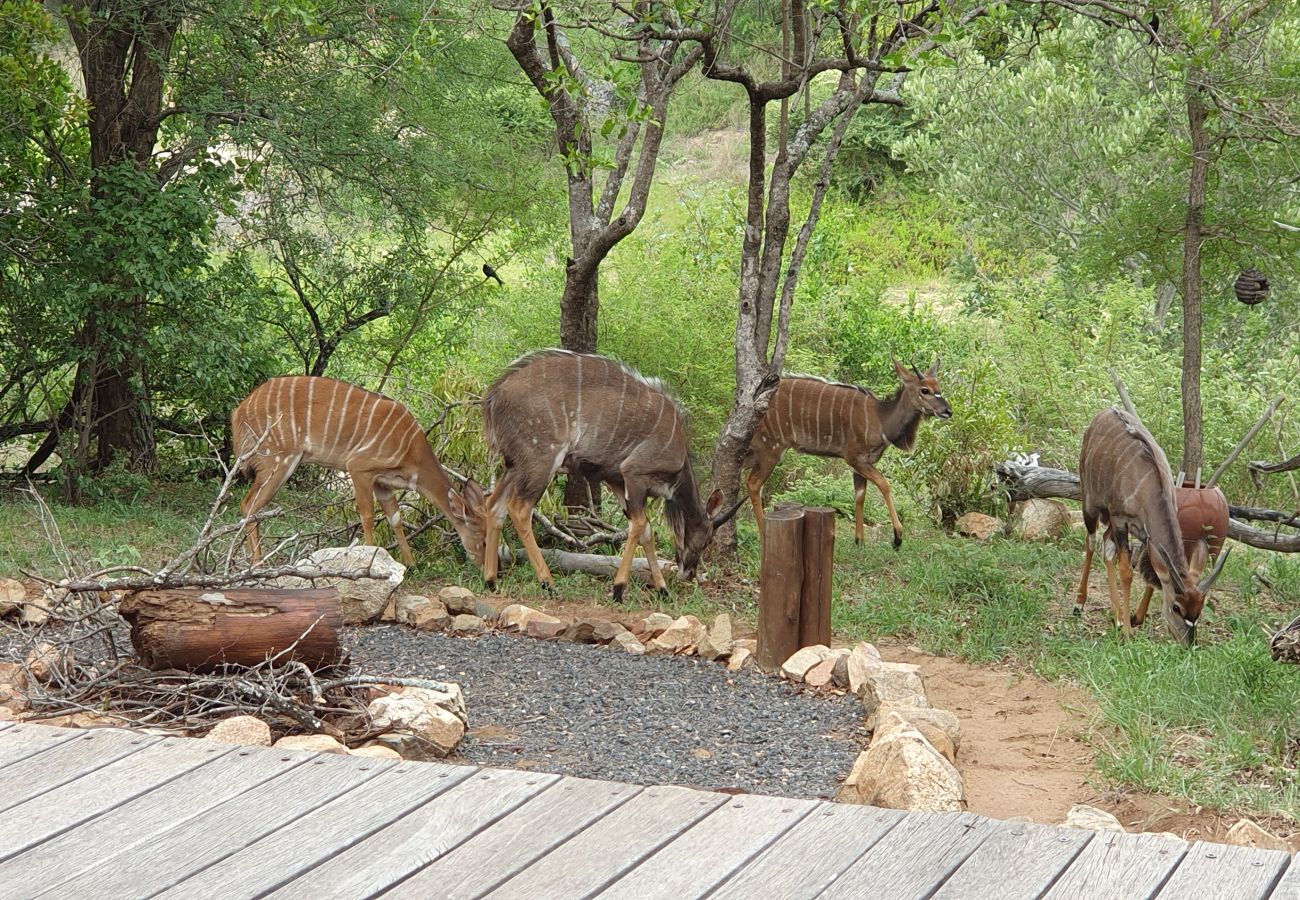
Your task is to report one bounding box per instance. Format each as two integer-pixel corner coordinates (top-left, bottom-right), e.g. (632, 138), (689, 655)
(612, 583), (625, 603)
(657, 587), (670, 600)
(540, 580), (554, 597)
(485, 579), (498, 593)
(892, 531), (902, 551)
(854, 536), (862, 547)
(1072, 605), (1082, 618)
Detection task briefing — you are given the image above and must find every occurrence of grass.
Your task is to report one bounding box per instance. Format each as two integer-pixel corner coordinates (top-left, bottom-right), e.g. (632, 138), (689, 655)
(2, 480), (1297, 821)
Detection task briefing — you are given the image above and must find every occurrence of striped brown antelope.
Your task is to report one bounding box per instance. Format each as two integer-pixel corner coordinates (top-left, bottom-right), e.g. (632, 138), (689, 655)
(1075, 407), (1230, 645)
(743, 360), (952, 549)
(231, 376), (487, 568)
(480, 350), (742, 600)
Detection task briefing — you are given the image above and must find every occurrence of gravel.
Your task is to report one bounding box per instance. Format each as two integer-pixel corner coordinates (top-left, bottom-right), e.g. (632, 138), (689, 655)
(345, 626), (868, 800)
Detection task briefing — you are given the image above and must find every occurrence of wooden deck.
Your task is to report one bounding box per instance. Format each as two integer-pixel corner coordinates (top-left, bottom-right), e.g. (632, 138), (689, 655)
(0, 721), (1293, 899)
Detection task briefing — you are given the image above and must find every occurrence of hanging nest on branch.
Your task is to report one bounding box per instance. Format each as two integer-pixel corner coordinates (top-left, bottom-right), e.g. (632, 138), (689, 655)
(1234, 268), (1270, 305)
(1272, 613), (1300, 664)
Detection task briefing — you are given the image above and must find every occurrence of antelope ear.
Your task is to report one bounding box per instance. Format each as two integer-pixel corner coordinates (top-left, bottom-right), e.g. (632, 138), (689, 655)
(705, 488), (725, 518)
(927, 356), (942, 376)
(893, 359), (912, 380)
(1156, 545), (1186, 594)
(463, 478), (486, 509)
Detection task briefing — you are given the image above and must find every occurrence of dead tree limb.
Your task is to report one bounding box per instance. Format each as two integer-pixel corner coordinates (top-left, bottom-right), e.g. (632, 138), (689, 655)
(1207, 395), (1285, 489)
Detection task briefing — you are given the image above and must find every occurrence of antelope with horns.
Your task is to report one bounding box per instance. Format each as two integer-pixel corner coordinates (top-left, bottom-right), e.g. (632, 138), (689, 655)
(743, 359), (952, 549)
(231, 376), (487, 568)
(1075, 407), (1229, 646)
(480, 350), (743, 600)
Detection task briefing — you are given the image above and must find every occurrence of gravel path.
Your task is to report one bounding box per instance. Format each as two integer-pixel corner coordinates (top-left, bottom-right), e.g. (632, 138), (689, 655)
(346, 626), (867, 800)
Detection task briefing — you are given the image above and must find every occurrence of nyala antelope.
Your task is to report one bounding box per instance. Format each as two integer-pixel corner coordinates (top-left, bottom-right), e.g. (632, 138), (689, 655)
(231, 376), (487, 568)
(743, 359), (952, 549)
(480, 350), (742, 600)
(1075, 407), (1229, 645)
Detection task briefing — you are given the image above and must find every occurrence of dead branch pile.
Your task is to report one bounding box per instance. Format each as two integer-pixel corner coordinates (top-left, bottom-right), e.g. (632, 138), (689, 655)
(1272, 613), (1300, 665)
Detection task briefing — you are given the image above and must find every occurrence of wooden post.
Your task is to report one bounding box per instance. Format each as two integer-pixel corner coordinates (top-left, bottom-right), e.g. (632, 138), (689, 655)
(798, 506), (835, 648)
(757, 507), (805, 672)
(118, 587), (344, 672)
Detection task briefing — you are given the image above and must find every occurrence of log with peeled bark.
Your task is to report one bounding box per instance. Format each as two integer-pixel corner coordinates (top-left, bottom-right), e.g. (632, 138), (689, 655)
(117, 588), (344, 672)
(505, 548), (672, 581)
(994, 460), (1300, 553)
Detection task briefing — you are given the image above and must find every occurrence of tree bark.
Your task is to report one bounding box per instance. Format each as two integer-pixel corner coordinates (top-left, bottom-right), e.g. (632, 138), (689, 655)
(117, 587), (344, 672)
(1180, 81), (1210, 474)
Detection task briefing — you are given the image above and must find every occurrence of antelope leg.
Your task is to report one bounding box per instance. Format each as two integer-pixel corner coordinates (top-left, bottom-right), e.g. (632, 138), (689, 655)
(482, 490), (508, 591)
(1117, 541), (1135, 635)
(745, 471), (767, 539)
(852, 472), (867, 546)
(637, 521), (669, 596)
(860, 466), (903, 550)
(1074, 530), (1095, 615)
(351, 471), (378, 549)
(507, 496), (554, 591)
(375, 487), (414, 568)
(239, 454), (300, 565)
(613, 510), (648, 603)
(1132, 584), (1155, 627)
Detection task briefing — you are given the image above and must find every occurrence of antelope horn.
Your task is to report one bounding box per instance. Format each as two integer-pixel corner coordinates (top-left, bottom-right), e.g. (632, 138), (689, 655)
(911, 362), (923, 379)
(711, 496), (746, 530)
(1198, 546), (1231, 593)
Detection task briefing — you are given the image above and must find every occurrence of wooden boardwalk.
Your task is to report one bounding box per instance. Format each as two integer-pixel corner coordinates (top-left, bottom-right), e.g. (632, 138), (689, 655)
(0, 721), (1293, 899)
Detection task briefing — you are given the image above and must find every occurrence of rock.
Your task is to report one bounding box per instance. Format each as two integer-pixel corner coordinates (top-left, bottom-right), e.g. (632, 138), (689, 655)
(450, 614), (486, 635)
(499, 604), (561, 632)
(612, 631), (646, 655)
(845, 642), (883, 695)
(840, 714), (964, 812)
(1224, 819), (1290, 852)
(1063, 804), (1125, 833)
(0, 578), (25, 616)
(282, 546), (405, 625)
(831, 653), (851, 688)
(697, 614), (734, 661)
(438, 586), (477, 615)
(526, 619), (567, 640)
(0, 707), (16, 722)
(20, 600), (48, 626)
(411, 602), (452, 633)
(642, 612), (676, 637)
(0, 663), (29, 713)
(25, 642), (72, 684)
(395, 595), (435, 625)
(955, 512), (1001, 540)
(380, 596), (398, 622)
(733, 638), (757, 653)
(474, 600), (498, 622)
(367, 685), (467, 760)
(871, 704), (961, 760)
(349, 743), (403, 761)
(273, 734), (349, 755)
(859, 662), (929, 722)
(781, 644), (832, 682)
(205, 715), (273, 747)
(1013, 499), (1073, 541)
(562, 620), (600, 643)
(804, 658), (838, 688)
(647, 615), (707, 655)
(592, 620), (629, 643)
(726, 646), (754, 672)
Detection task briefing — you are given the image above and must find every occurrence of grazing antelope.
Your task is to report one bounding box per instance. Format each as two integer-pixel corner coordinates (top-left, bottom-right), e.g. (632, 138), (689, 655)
(1132, 483), (1230, 638)
(231, 376), (487, 569)
(1075, 407), (1229, 645)
(743, 359), (952, 549)
(480, 350), (742, 600)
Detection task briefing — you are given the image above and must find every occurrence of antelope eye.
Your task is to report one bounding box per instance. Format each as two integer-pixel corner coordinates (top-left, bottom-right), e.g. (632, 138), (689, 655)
(921, 388), (932, 395)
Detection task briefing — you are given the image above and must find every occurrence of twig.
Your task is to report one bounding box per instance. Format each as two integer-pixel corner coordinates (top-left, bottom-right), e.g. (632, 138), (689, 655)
(1206, 396), (1284, 489)
(1107, 367), (1139, 419)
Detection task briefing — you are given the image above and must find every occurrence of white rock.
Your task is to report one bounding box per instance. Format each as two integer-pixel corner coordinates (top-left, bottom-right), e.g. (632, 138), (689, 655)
(871, 704), (961, 758)
(859, 662), (929, 720)
(25, 642), (71, 684)
(955, 512), (1001, 540)
(273, 734), (348, 755)
(205, 715), (273, 747)
(20, 599), (48, 626)
(845, 642), (883, 695)
(367, 684), (467, 760)
(0, 578), (24, 616)
(451, 614), (486, 635)
(281, 546), (405, 625)
(781, 644), (832, 682)
(349, 744), (403, 761)
(1063, 804), (1126, 833)
(499, 604), (561, 632)
(696, 614), (734, 660)
(612, 631), (646, 655)
(647, 615), (707, 655)
(1224, 818), (1290, 852)
(642, 612), (676, 636)
(726, 646), (754, 672)
(1013, 499), (1073, 541)
(437, 586), (477, 614)
(840, 714), (965, 812)
(395, 595), (433, 624)
(804, 658), (838, 687)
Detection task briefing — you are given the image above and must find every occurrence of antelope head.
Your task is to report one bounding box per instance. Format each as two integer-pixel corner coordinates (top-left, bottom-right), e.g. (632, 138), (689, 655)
(670, 489), (745, 581)
(1151, 542), (1231, 647)
(447, 479), (489, 569)
(893, 358), (953, 420)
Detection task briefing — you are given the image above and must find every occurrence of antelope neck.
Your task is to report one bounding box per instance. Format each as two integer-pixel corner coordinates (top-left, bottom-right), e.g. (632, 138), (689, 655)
(876, 388), (922, 450)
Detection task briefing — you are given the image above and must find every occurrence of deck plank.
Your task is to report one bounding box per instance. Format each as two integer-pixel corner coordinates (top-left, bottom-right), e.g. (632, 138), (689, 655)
(0, 722), (82, 770)
(600, 792), (817, 900)
(711, 803), (904, 900)
(1155, 841), (1293, 900)
(272, 766), (553, 899)
(933, 820), (1094, 899)
(1, 747), (308, 899)
(0, 727), (157, 813)
(483, 784), (729, 899)
(820, 810), (996, 899)
(1042, 831), (1187, 899)
(1270, 856), (1300, 899)
(385, 775), (643, 899)
(159, 759), (476, 899)
(42, 751), (394, 898)
(0, 736), (229, 861)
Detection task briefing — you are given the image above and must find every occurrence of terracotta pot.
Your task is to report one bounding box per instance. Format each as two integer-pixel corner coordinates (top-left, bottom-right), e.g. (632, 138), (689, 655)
(1173, 482), (1229, 559)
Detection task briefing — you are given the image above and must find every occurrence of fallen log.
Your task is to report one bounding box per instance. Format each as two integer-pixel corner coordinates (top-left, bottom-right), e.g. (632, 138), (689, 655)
(118, 588), (344, 672)
(505, 548), (672, 582)
(1272, 613), (1300, 664)
(994, 461), (1300, 553)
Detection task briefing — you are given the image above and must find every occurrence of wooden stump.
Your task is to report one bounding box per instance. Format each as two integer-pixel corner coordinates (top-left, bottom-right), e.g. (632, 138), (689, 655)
(798, 507), (835, 648)
(118, 588), (344, 672)
(757, 507), (805, 672)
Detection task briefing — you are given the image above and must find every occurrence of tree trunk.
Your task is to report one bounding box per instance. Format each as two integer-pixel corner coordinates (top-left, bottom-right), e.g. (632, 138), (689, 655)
(117, 587), (344, 672)
(560, 272), (603, 510)
(1180, 83), (1210, 475)
(92, 363), (156, 472)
